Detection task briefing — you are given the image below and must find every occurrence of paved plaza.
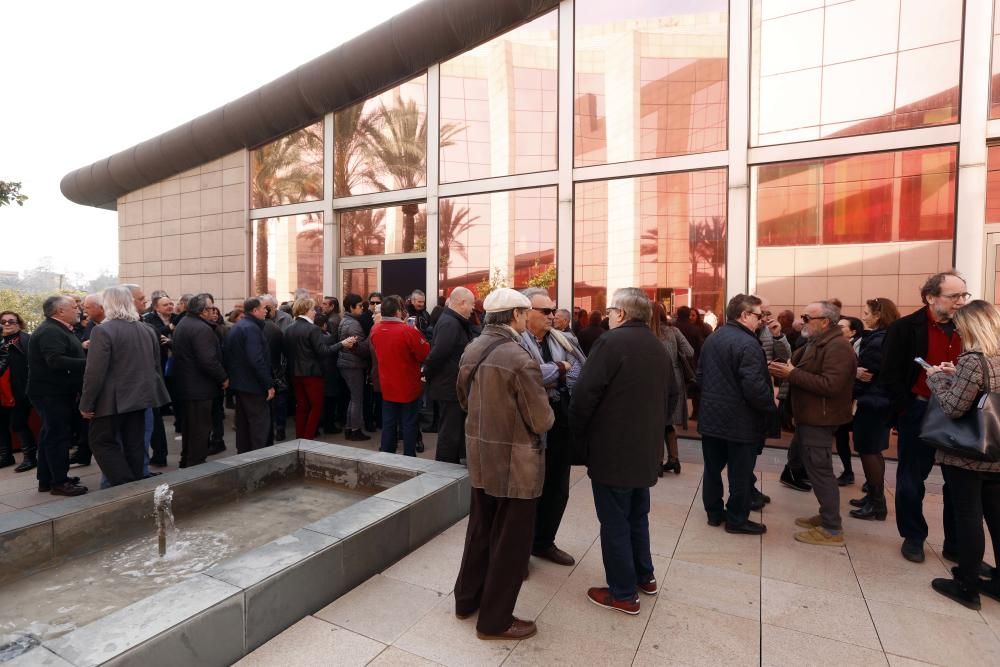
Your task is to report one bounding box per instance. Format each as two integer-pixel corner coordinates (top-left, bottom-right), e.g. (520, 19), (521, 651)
(3, 429), (999, 666)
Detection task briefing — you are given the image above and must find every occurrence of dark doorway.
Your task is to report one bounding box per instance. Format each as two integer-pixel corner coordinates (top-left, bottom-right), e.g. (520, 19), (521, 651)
(381, 258), (426, 298)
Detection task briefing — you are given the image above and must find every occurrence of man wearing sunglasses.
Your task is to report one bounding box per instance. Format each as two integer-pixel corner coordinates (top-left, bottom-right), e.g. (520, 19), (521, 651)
(881, 271), (968, 565)
(769, 301), (856, 546)
(519, 287), (586, 568)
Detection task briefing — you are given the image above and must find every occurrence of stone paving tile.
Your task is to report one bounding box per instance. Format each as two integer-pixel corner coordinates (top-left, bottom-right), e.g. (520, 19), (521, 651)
(638, 600), (759, 666)
(503, 619), (627, 666)
(660, 559), (760, 621)
(761, 624), (888, 666)
(234, 616), (386, 667)
(366, 646), (441, 666)
(761, 577), (881, 650)
(869, 599), (1000, 665)
(393, 594), (517, 667)
(315, 574), (444, 644)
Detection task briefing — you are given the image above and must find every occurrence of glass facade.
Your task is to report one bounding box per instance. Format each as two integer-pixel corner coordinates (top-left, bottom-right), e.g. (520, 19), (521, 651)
(439, 187), (557, 297)
(751, 0), (962, 146)
(440, 11), (558, 182)
(574, 169), (727, 314)
(333, 75), (428, 197)
(993, 1), (1000, 119)
(574, 0), (728, 167)
(754, 146), (957, 315)
(251, 213), (324, 300)
(250, 121), (324, 209)
(340, 202), (427, 257)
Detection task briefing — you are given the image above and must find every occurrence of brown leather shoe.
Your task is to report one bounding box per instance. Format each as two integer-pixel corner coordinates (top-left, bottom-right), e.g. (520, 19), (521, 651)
(50, 482), (87, 497)
(476, 618), (537, 641)
(532, 545), (575, 566)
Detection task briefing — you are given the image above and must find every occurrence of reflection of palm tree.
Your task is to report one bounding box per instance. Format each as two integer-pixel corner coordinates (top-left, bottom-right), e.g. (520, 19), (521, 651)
(341, 208), (386, 256)
(689, 216), (726, 310)
(251, 123), (323, 295)
(438, 199), (478, 278)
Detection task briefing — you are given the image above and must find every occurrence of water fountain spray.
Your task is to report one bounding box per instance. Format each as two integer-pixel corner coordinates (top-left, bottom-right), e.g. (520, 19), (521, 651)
(153, 484), (175, 557)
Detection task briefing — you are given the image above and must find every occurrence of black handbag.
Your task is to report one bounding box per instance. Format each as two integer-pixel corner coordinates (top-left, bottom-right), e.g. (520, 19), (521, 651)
(919, 354), (1000, 462)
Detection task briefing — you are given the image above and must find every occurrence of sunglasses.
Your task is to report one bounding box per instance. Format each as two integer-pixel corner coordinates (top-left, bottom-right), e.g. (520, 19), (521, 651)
(0, 319), (18, 325)
(801, 314), (828, 323)
(532, 307), (555, 316)
(369, 300), (381, 305)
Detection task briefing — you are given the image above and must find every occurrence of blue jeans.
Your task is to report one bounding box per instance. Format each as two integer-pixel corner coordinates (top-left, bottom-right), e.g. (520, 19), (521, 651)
(591, 481), (654, 601)
(380, 399), (419, 457)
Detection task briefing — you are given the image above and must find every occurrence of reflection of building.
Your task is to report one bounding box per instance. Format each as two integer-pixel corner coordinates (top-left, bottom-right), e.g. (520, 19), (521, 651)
(62, 0), (1000, 316)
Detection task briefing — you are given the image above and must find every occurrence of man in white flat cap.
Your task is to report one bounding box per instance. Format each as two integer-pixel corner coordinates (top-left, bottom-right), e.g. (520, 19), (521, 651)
(453, 287), (554, 641)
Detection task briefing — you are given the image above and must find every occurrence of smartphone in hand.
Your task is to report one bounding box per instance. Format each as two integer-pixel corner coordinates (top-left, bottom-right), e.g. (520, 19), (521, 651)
(914, 357), (933, 371)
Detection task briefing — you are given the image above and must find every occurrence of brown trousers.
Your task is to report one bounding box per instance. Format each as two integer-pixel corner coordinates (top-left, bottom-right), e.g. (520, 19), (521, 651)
(454, 488), (538, 634)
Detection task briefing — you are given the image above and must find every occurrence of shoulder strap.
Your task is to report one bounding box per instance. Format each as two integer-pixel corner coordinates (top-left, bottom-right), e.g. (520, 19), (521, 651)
(467, 337), (513, 397)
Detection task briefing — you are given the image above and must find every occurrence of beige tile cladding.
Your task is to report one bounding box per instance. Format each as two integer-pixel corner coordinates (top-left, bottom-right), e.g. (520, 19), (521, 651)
(118, 150), (248, 310)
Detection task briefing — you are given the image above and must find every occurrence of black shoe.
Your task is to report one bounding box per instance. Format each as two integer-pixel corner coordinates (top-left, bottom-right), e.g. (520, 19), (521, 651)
(14, 459), (36, 473)
(0, 455), (15, 468)
(979, 577), (1000, 602)
(943, 554), (995, 579)
(662, 458), (681, 475)
(750, 488), (770, 511)
(149, 458), (168, 468)
(68, 454), (91, 467)
(780, 466), (811, 492)
(347, 429), (371, 442)
(416, 440), (425, 453)
(421, 425), (438, 434)
(931, 577), (981, 610)
(849, 497), (887, 521)
(50, 482), (88, 497)
(837, 471), (855, 486)
(849, 495), (870, 508)
(725, 520), (767, 535)
(207, 442), (226, 456)
(707, 515), (724, 527)
(901, 539), (925, 563)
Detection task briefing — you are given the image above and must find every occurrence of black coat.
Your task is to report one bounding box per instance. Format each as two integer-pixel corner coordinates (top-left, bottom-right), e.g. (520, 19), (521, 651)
(262, 319), (285, 384)
(576, 324), (605, 356)
(570, 321), (676, 489)
(27, 318), (86, 399)
(880, 306), (933, 413)
(141, 312), (173, 368)
(695, 321), (777, 444)
(0, 332), (30, 401)
(424, 308), (473, 402)
(855, 328), (889, 404)
(284, 317), (342, 378)
(171, 315), (227, 401)
(224, 315), (273, 395)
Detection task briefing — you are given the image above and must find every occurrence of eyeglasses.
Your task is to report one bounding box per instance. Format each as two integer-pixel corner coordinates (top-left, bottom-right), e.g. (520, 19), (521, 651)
(533, 307), (555, 316)
(801, 314), (828, 323)
(605, 307), (621, 317)
(760, 310), (772, 318)
(940, 292), (972, 301)
(0, 319), (18, 325)
(748, 310), (763, 319)
(369, 300), (381, 305)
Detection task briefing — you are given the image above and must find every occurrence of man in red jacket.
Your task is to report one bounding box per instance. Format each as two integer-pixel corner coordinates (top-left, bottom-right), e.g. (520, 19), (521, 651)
(370, 295), (431, 457)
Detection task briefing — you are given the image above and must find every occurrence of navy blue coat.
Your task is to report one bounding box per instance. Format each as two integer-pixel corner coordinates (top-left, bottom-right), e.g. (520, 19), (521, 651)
(224, 315), (273, 395)
(695, 321), (777, 444)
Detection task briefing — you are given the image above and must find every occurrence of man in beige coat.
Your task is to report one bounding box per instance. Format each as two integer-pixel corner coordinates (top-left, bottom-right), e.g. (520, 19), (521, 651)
(454, 288), (554, 641)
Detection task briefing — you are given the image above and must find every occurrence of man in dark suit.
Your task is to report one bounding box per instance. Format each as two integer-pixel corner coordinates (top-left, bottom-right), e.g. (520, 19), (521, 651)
(224, 298), (275, 453)
(27, 295), (88, 496)
(79, 286), (171, 486)
(171, 293), (228, 468)
(570, 288), (676, 615)
(423, 287), (475, 464)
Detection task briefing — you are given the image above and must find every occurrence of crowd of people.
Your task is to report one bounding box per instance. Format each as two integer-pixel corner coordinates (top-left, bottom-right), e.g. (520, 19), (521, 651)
(1, 269), (999, 639)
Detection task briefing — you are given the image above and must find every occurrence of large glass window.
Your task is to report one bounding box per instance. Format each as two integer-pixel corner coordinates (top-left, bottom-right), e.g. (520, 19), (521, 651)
(751, 0), (962, 146)
(574, 0), (728, 168)
(340, 202), (426, 257)
(440, 11), (558, 183)
(251, 213), (324, 300)
(334, 75), (428, 198)
(573, 169), (727, 315)
(992, 1), (1000, 119)
(250, 121), (324, 209)
(988, 145), (1000, 223)
(754, 146), (957, 315)
(439, 187), (557, 297)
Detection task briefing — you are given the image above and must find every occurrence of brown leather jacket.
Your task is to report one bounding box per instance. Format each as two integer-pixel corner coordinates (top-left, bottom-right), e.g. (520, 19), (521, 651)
(457, 325), (554, 499)
(788, 325), (857, 427)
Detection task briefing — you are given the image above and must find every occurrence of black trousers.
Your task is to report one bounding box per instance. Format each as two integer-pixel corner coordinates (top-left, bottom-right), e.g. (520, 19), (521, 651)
(0, 401), (36, 460)
(895, 399), (956, 550)
(435, 400), (466, 464)
(210, 395), (224, 443)
(235, 392), (271, 453)
(701, 435), (755, 526)
(180, 399), (213, 467)
(150, 407), (167, 463)
(72, 408), (92, 461)
(941, 465), (1000, 587)
(835, 421), (853, 474)
(454, 488), (537, 634)
(533, 408), (571, 551)
(89, 410), (146, 486)
(33, 394), (76, 486)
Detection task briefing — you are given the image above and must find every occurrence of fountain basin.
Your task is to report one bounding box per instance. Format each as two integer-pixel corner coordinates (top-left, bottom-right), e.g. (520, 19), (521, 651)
(0, 440), (469, 666)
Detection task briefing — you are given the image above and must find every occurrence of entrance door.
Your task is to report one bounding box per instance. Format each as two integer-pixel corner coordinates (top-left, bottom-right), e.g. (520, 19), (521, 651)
(381, 258), (426, 298)
(988, 233), (1000, 306)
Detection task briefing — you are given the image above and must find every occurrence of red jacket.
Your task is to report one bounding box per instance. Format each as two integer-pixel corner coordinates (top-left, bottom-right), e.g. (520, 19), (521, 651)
(370, 319), (430, 403)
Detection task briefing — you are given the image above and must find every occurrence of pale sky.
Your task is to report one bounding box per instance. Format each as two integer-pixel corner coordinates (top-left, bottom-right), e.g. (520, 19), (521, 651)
(0, 0), (422, 283)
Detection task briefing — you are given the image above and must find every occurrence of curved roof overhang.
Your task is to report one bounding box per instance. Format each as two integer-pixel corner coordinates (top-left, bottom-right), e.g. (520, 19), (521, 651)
(61, 0), (559, 210)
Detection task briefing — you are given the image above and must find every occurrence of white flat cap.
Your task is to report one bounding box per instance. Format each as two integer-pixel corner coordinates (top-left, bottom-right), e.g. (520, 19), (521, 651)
(483, 287), (531, 312)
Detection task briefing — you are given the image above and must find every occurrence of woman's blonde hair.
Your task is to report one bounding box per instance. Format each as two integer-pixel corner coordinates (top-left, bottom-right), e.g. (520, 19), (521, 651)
(953, 300), (1000, 357)
(102, 286), (140, 322)
(292, 297), (316, 318)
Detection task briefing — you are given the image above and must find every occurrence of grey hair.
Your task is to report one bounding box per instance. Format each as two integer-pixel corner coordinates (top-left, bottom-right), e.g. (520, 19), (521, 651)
(83, 293), (103, 307)
(121, 283), (141, 293)
(102, 286), (140, 322)
(610, 288), (652, 323)
(187, 293), (214, 316)
(449, 287), (474, 304)
(520, 287), (549, 301)
(42, 295), (74, 318)
(815, 300), (841, 323)
(555, 308), (571, 321)
(258, 293), (277, 306)
(410, 289), (426, 300)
